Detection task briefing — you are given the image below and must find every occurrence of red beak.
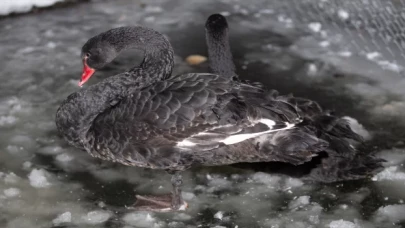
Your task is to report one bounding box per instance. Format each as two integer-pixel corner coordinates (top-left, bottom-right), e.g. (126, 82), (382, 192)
(79, 60), (95, 87)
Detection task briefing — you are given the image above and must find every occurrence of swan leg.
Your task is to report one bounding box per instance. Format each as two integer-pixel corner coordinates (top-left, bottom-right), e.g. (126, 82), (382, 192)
(130, 172), (188, 212)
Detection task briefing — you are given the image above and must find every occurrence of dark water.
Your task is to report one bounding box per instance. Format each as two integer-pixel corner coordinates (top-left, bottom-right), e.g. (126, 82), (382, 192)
(1, 0), (405, 228)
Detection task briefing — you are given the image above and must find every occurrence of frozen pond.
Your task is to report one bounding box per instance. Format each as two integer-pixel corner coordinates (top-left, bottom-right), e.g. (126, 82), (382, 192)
(1, 0), (405, 227)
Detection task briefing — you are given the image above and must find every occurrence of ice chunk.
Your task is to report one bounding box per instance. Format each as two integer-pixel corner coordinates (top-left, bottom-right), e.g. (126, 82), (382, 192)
(337, 9), (350, 20)
(329, 220), (357, 228)
(373, 166), (405, 181)
(4, 172), (20, 184)
(374, 204), (405, 223)
(289, 196), (310, 209)
(82, 210), (111, 225)
(173, 213), (191, 221)
(0, 0), (65, 16)
(122, 212), (158, 227)
(55, 153), (74, 162)
(308, 22), (322, 33)
(0, 115), (17, 126)
(214, 211), (224, 220)
(181, 191), (195, 201)
(144, 6), (163, 13)
(251, 172), (281, 187)
(53, 212), (72, 225)
(3, 188), (21, 198)
(342, 116), (371, 140)
(366, 52), (380, 60)
(38, 145), (63, 155)
(284, 177), (304, 189)
(28, 169), (51, 188)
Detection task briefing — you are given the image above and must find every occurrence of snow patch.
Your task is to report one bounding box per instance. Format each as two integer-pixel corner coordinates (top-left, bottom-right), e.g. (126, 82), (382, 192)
(0, 0), (65, 16)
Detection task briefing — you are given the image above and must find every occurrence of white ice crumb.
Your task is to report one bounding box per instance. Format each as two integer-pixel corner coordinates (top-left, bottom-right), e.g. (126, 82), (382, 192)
(220, 11), (231, 16)
(46, 42), (56, 49)
(342, 116), (371, 140)
(181, 191), (195, 201)
(144, 16), (156, 23)
(53, 212), (72, 225)
(28, 169), (51, 188)
(366, 52), (380, 60)
(338, 51), (352, 57)
(173, 213), (192, 221)
(374, 204), (405, 223)
(56, 153), (74, 162)
(3, 188), (21, 198)
(0, 115), (17, 126)
(22, 161), (32, 170)
(337, 9), (350, 20)
(144, 6), (163, 13)
(308, 22), (322, 32)
(38, 145), (63, 155)
(319, 41), (330, 47)
(329, 219), (357, 228)
(377, 60), (403, 72)
(251, 172), (281, 187)
(214, 211), (224, 220)
(284, 177), (304, 188)
(259, 9), (274, 14)
(0, 0), (65, 16)
(82, 210), (111, 225)
(122, 212), (157, 227)
(288, 196), (310, 209)
(4, 172), (20, 184)
(307, 63), (318, 75)
(373, 166), (405, 181)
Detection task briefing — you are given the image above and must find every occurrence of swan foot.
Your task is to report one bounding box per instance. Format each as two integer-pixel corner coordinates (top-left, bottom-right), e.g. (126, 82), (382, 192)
(130, 194), (188, 212)
(129, 171), (187, 212)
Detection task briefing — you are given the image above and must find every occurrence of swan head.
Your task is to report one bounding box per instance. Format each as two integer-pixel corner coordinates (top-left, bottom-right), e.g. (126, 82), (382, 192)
(79, 36), (117, 86)
(205, 14), (229, 35)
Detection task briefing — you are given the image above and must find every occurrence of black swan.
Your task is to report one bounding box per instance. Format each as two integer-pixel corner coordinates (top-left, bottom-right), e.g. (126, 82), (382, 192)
(205, 13), (384, 181)
(55, 21), (382, 211)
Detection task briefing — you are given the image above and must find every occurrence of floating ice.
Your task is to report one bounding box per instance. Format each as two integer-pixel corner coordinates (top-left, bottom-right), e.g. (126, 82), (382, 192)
(38, 145), (63, 155)
(28, 169), (51, 188)
(374, 204), (405, 223)
(55, 153), (74, 162)
(144, 6), (163, 13)
(0, 115), (17, 126)
(122, 212), (161, 228)
(366, 52), (380, 60)
(373, 166), (405, 181)
(329, 219), (357, 228)
(173, 213), (192, 221)
(53, 212), (72, 225)
(289, 196), (310, 209)
(308, 22), (322, 33)
(0, 0), (65, 16)
(337, 10), (350, 20)
(4, 172), (20, 184)
(82, 210), (111, 225)
(3, 187), (21, 198)
(342, 116), (371, 140)
(251, 172), (281, 187)
(214, 211), (224, 220)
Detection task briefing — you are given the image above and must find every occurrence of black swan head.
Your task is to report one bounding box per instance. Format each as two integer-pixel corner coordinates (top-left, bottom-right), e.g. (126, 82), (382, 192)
(205, 14), (229, 36)
(78, 27), (173, 86)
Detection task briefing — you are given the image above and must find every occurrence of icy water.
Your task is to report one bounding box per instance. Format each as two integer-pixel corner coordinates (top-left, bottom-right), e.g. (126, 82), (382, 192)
(1, 0), (405, 227)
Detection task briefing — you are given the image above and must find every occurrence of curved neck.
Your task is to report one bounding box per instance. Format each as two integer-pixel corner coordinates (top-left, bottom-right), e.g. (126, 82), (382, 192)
(102, 26), (174, 80)
(206, 27), (236, 79)
(56, 27), (174, 148)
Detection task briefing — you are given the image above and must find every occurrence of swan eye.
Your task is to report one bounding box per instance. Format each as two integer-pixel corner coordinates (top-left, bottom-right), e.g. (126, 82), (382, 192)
(85, 53), (91, 58)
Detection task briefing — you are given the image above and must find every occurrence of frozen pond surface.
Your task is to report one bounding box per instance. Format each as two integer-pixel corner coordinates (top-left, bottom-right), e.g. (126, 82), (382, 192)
(1, 0), (405, 227)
